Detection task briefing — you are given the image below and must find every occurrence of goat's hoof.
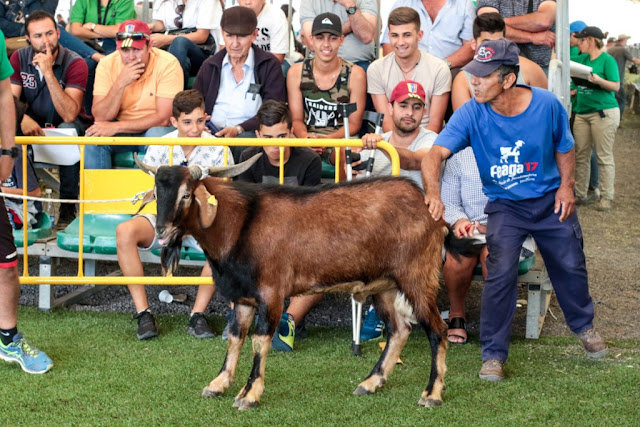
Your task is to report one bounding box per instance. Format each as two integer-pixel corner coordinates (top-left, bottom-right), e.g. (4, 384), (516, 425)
(353, 386), (374, 396)
(418, 397), (442, 408)
(202, 387), (223, 398)
(233, 398), (258, 410)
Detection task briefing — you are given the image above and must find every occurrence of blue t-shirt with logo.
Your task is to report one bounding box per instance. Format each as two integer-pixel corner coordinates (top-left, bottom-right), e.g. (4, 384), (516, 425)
(435, 86), (574, 202)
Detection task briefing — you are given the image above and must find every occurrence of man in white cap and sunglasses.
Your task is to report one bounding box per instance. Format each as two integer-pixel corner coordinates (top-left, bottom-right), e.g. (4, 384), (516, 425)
(84, 19), (184, 168)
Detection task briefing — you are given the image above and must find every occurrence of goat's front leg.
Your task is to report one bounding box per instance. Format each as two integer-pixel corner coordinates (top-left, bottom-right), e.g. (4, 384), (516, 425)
(202, 303), (255, 397)
(233, 300), (281, 410)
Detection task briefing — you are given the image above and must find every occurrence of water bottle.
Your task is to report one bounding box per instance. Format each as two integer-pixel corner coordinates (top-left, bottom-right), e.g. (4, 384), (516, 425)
(43, 188), (55, 226)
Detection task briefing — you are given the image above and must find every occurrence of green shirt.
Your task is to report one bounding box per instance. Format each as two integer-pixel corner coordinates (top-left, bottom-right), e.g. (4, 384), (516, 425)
(0, 32), (14, 80)
(573, 51), (620, 114)
(70, 0), (136, 26)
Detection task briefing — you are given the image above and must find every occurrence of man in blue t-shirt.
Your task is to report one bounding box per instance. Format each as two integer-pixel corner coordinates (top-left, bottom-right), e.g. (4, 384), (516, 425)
(421, 39), (606, 382)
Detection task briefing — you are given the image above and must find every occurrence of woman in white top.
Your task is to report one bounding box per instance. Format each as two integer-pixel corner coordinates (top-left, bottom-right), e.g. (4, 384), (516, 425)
(149, 0), (224, 87)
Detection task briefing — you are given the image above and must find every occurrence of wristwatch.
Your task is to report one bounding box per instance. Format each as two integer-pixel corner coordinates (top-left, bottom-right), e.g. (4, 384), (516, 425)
(1, 147), (19, 158)
(444, 59), (452, 69)
(235, 125), (244, 135)
(346, 5), (357, 15)
(91, 23), (96, 31)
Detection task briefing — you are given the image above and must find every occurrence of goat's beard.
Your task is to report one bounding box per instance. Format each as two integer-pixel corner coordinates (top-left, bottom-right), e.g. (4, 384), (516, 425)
(160, 239), (183, 277)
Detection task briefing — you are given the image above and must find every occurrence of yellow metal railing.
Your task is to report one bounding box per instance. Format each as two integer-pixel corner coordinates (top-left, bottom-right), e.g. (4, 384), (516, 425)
(15, 136), (400, 286)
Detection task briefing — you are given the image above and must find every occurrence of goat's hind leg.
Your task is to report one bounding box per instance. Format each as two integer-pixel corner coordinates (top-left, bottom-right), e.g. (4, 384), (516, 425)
(354, 290), (411, 396)
(233, 300), (281, 410)
(417, 305), (447, 408)
(202, 303), (255, 397)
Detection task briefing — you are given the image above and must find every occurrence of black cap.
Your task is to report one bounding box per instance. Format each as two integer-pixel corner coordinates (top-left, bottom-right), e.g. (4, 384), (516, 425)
(574, 26), (606, 40)
(311, 12), (342, 37)
(221, 6), (257, 36)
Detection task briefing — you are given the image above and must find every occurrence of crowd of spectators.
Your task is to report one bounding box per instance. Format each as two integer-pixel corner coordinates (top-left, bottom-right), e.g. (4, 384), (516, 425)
(0, 0), (621, 377)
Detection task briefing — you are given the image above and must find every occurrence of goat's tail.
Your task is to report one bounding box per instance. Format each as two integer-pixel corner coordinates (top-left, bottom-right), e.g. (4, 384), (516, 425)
(443, 228), (484, 260)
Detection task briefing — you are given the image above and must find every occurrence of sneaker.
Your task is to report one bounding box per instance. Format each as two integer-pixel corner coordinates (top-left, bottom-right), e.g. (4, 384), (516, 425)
(478, 359), (505, 382)
(221, 310), (234, 341)
(575, 197), (593, 206)
(360, 306), (384, 342)
(0, 333), (53, 374)
(271, 313), (295, 352)
(587, 187), (600, 201)
(594, 198), (612, 212)
(577, 328), (607, 358)
(56, 204), (76, 230)
(187, 313), (215, 339)
(134, 310), (158, 340)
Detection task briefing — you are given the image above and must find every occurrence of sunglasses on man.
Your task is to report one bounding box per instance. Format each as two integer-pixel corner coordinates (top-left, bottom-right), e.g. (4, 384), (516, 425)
(115, 32), (150, 41)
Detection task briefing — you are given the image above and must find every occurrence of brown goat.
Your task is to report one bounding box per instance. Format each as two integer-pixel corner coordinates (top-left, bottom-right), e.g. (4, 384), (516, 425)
(136, 154), (448, 410)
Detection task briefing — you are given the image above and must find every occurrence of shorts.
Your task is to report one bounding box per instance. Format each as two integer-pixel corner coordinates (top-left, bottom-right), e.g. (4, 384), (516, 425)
(0, 197), (18, 268)
(136, 214), (202, 251)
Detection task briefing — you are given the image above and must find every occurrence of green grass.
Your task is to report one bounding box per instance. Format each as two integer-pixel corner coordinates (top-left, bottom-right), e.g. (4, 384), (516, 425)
(4, 308), (639, 425)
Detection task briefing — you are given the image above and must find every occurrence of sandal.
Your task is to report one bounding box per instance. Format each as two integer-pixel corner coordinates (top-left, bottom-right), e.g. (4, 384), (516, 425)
(447, 317), (467, 345)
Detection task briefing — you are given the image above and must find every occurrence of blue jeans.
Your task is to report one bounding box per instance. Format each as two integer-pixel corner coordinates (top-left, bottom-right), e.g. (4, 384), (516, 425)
(167, 37), (208, 88)
(84, 126), (174, 169)
(480, 191), (594, 363)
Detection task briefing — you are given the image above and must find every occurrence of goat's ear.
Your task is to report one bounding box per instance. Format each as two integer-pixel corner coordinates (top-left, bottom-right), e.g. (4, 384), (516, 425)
(206, 152), (262, 178)
(194, 185), (217, 229)
(134, 153), (159, 176)
(135, 188), (156, 214)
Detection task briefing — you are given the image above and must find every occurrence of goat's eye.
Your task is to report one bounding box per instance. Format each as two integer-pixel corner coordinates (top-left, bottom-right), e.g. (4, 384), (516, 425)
(183, 193), (191, 200)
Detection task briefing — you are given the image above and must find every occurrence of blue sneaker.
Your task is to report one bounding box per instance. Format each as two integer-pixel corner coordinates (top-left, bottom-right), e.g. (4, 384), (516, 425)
(271, 313), (295, 352)
(360, 306), (384, 342)
(0, 333), (53, 374)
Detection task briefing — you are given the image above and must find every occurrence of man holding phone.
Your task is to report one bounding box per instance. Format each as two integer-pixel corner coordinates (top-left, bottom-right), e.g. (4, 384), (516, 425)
(84, 19), (183, 169)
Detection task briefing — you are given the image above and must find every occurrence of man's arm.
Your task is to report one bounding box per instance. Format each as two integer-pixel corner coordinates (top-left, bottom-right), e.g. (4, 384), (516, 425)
(502, 1), (556, 33)
(286, 63), (308, 138)
(150, 29), (210, 49)
(554, 148), (575, 222)
(421, 144), (452, 220)
(87, 96), (173, 136)
(478, 5), (555, 48)
(370, 93), (393, 132)
(451, 71), (472, 111)
(446, 40), (474, 68)
(426, 93), (449, 133)
(0, 78), (16, 181)
(39, 55), (86, 123)
(521, 56), (548, 89)
(336, 0), (377, 44)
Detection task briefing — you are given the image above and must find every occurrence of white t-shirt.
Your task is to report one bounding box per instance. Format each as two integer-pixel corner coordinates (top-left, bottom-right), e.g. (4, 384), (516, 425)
(152, 0), (223, 32)
(144, 130), (234, 167)
(254, 3), (289, 55)
(367, 50), (451, 128)
(357, 128), (436, 189)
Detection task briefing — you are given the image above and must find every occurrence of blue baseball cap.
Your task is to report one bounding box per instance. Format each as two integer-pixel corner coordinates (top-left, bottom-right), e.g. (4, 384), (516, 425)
(463, 39), (520, 78)
(570, 20), (587, 34)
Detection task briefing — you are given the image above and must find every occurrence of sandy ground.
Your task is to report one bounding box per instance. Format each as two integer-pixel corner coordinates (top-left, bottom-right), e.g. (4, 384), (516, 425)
(17, 112), (640, 340)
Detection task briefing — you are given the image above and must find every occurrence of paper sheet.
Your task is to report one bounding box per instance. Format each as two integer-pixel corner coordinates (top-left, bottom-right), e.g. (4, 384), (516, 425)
(570, 61), (593, 79)
(32, 128), (80, 166)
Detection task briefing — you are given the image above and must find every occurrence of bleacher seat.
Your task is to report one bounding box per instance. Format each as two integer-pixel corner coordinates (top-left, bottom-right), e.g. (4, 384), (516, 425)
(57, 214), (132, 253)
(13, 211), (53, 247)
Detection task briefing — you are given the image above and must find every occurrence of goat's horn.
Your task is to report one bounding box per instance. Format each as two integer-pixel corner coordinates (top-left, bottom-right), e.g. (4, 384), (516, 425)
(134, 153), (159, 176)
(191, 153), (263, 179)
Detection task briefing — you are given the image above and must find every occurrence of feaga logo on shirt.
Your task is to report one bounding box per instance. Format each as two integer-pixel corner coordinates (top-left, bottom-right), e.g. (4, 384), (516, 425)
(490, 139), (539, 189)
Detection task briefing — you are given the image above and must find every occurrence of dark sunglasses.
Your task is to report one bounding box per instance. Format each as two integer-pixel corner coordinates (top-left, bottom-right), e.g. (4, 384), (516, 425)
(115, 32), (150, 41)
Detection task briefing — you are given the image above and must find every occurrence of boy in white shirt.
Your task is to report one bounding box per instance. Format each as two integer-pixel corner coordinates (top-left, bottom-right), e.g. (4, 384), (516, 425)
(116, 89), (233, 340)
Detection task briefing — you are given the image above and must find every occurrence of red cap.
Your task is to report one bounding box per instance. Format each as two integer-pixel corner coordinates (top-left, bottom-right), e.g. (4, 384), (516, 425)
(116, 20), (151, 50)
(389, 80), (426, 104)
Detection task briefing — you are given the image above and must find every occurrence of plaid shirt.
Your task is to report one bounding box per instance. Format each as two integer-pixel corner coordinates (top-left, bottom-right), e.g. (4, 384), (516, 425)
(441, 146), (488, 226)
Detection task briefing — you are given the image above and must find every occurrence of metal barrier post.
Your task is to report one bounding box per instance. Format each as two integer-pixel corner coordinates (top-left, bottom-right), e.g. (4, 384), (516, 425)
(38, 256), (52, 311)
